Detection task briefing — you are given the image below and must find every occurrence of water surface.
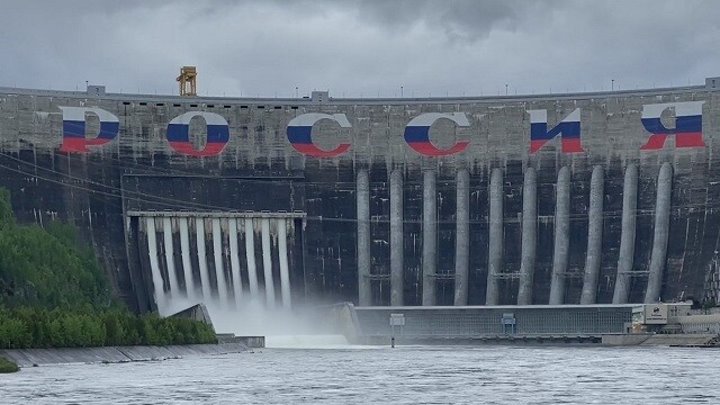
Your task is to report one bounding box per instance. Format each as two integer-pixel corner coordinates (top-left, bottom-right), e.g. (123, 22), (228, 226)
(2, 345), (718, 404)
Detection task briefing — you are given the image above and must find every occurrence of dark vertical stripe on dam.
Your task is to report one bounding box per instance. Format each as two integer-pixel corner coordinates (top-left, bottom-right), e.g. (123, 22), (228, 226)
(468, 169), (489, 305)
(666, 157), (707, 302)
(596, 162), (624, 304)
(629, 167), (660, 303)
(565, 168), (592, 304)
(369, 168), (390, 306)
(205, 219), (219, 298)
(127, 216), (152, 312)
(502, 162), (525, 304)
(136, 218), (157, 311)
(187, 219), (202, 297)
(533, 161), (558, 305)
(301, 161), (356, 304)
(436, 175), (456, 306)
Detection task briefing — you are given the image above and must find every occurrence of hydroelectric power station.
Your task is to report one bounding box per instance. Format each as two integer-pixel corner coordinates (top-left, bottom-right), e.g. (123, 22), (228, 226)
(1, 77), (720, 318)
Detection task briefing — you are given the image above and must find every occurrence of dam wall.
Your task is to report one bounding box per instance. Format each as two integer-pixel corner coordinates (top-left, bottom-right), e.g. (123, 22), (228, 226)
(1, 79), (720, 311)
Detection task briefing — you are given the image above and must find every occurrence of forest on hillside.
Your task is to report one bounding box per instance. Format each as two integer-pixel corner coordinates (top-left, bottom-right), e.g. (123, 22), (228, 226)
(0, 188), (216, 349)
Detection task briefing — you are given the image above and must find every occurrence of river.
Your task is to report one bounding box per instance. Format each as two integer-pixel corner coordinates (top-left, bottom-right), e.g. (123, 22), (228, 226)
(1, 342), (718, 404)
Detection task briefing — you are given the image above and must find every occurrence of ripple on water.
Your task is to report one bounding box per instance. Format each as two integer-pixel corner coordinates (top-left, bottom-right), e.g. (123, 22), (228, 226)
(1, 346), (720, 404)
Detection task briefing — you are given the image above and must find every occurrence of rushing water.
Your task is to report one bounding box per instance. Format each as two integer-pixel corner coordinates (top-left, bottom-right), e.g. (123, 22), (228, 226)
(2, 345), (719, 404)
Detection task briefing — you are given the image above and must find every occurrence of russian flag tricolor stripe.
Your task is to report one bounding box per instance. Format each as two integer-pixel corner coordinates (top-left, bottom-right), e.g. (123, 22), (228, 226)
(286, 113), (351, 157)
(640, 101), (705, 150)
(286, 126), (313, 145)
(403, 113), (470, 156)
(166, 112), (229, 156)
(59, 107), (119, 153)
(528, 109), (583, 154)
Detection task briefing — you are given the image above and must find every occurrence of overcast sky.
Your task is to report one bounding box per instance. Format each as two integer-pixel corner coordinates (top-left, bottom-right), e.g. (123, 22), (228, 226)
(1, 0), (719, 98)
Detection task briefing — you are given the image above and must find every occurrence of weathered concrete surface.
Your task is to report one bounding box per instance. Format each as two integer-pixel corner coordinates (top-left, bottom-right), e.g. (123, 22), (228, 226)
(645, 162), (673, 303)
(486, 168), (504, 305)
(580, 166), (604, 304)
(517, 167), (537, 305)
(356, 170), (371, 306)
(0, 343), (250, 368)
(390, 170), (404, 306)
(170, 303), (215, 330)
(549, 166), (570, 305)
(322, 302), (363, 343)
(453, 169), (470, 306)
(613, 164), (639, 304)
(676, 314), (720, 334)
(422, 170), (437, 306)
(216, 334), (265, 348)
(0, 82), (719, 308)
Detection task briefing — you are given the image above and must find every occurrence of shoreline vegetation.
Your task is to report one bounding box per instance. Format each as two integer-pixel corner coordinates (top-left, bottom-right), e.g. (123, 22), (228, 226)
(0, 188), (216, 364)
(0, 307), (217, 349)
(0, 355), (18, 373)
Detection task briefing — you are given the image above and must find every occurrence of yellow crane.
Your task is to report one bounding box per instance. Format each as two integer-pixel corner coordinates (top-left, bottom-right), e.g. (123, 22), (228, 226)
(176, 66), (197, 96)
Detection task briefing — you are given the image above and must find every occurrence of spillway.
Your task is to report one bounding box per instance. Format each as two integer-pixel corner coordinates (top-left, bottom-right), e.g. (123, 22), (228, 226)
(179, 217), (197, 301)
(145, 217), (166, 308)
(195, 218), (212, 300)
(132, 213), (298, 313)
(228, 218), (243, 310)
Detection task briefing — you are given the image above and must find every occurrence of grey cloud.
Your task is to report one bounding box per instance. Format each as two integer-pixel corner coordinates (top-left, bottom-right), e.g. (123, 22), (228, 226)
(0, 0), (718, 98)
(354, 0), (550, 40)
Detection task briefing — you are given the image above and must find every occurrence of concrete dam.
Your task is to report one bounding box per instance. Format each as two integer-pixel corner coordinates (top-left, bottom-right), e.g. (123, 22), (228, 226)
(1, 78), (720, 313)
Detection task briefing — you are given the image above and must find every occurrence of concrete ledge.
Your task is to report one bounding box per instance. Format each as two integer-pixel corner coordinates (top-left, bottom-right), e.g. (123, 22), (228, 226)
(0, 343), (250, 368)
(216, 334), (265, 348)
(360, 334), (603, 345)
(602, 334), (717, 346)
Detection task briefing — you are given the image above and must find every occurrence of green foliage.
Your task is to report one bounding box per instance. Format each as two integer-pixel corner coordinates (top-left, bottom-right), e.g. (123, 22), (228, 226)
(0, 198), (111, 310)
(0, 307), (216, 349)
(0, 188), (217, 349)
(0, 311), (32, 349)
(0, 356), (19, 373)
(0, 188), (14, 228)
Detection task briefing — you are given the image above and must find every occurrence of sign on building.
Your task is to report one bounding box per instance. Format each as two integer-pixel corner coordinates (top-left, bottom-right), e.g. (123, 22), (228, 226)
(633, 304), (669, 325)
(389, 313), (405, 326)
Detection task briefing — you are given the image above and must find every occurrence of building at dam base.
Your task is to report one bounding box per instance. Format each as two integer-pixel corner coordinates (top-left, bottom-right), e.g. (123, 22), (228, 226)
(1, 78), (720, 312)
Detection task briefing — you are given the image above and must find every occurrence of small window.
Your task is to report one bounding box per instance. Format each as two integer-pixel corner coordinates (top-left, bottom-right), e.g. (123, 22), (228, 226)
(207, 104), (215, 108)
(240, 105), (248, 109)
(290, 106), (298, 110)
(223, 105), (232, 109)
(173, 103), (181, 107)
(274, 106), (282, 110)
(139, 102), (147, 106)
(155, 103), (165, 107)
(122, 101), (130, 105)
(257, 105), (265, 109)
